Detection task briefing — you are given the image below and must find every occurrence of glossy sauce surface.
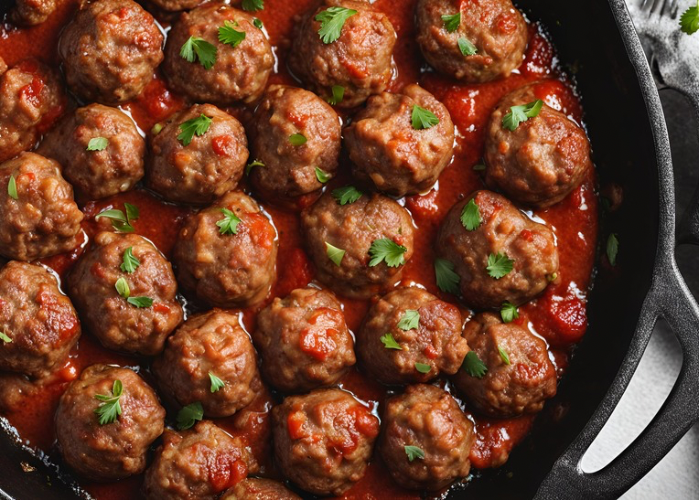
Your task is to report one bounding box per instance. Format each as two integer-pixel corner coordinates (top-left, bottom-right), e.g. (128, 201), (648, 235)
(0, 0), (598, 498)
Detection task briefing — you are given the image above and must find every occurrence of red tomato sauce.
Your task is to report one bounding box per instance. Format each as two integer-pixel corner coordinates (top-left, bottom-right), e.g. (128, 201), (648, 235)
(0, 0), (598, 498)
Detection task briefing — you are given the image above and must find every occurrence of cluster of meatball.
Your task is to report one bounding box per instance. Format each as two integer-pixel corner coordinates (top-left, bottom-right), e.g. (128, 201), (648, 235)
(0, 0), (595, 496)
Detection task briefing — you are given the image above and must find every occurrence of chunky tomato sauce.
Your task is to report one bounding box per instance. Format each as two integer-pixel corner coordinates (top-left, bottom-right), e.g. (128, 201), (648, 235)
(0, 0), (598, 498)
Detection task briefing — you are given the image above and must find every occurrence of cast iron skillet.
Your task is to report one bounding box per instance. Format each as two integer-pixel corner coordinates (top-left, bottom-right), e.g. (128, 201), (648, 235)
(1, 0), (697, 498)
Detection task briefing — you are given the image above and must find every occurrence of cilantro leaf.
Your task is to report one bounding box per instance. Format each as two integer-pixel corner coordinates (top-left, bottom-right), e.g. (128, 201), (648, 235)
(94, 380), (123, 425)
(326, 242), (345, 266)
(458, 37), (477, 56)
(332, 185), (363, 205)
(500, 302), (519, 323)
(7, 174), (18, 200)
(607, 233), (619, 266)
(242, 0), (264, 12)
(289, 133), (307, 146)
(246, 159), (264, 176)
(120, 247), (140, 274)
(397, 310), (420, 331)
(473, 163), (486, 171)
(502, 100), (544, 131)
(442, 13), (461, 32)
(435, 258), (460, 294)
(368, 238), (407, 268)
(411, 105), (439, 130)
(462, 351), (487, 378)
(177, 402), (204, 430)
(115, 277), (131, 299)
(380, 333), (402, 350)
(86, 137), (108, 151)
(218, 21), (246, 48)
(315, 7), (358, 44)
(315, 167), (330, 183)
(0, 331), (12, 343)
(178, 114), (213, 146)
(327, 85), (345, 105)
(405, 445), (425, 462)
(209, 372), (225, 393)
(460, 198), (481, 231)
(180, 36), (217, 70)
(415, 362), (431, 374)
(253, 18), (264, 29)
(95, 207), (135, 233)
(127, 296), (153, 308)
(125, 203), (139, 224)
(217, 208), (242, 235)
(680, 3), (699, 34)
(486, 252), (514, 279)
(498, 346), (511, 365)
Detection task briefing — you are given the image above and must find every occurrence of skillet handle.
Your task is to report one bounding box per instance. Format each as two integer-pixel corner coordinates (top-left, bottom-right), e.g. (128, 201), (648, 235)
(535, 259), (699, 499)
(676, 91), (699, 245)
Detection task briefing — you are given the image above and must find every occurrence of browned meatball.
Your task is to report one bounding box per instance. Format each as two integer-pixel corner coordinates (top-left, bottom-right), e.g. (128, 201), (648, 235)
(272, 388), (380, 496)
(38, 104), (145, 201)
(250, 85), (341, 200)
(0, 59), (66, 163)
(380, 384), (475, 490)
(164, 4), (273, 105)
(10, 0), (57, 26)
(345, 84), (454, 197)
(0, 262), (80, 378)
(452, 312), (557, 417)
(143, 420), (258, 500)
(222, 478), (301, 500)
(253, 287), (355, 393)
(67, 232), (183, 356)
(58, 0), (164, 104)
(288, 0), (396, 108)
(357, 287), (467, 385)
(153, 310), (262, 417)
(173, 191), (278, 308)
(0, 152), (83, 261)
(484, 83), (593, 207)
(146, 0), (203, 12)
(301, 192), (414, 299)
(437, 190), (558, 309)
(146, 104), (248, 205)
(415, 0), (528, 83)
(55, 364), (166, 481)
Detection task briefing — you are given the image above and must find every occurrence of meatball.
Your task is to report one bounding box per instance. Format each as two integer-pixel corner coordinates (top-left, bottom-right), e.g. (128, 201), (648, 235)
(484, 83), (593, 207)
(0, 152), (83, 261)
(301, 192), (414, 299)
(415, 0), (528, 83)
(164, 3), (273, 105)
(146, 104), (248, 205)
(0, 59), (66, 163)
(58, 0), (164, 104)
(55, 364), (165, 481)
(380, 384), (475, 490)
(272, 388), (380, 496)
(146, 0), (203, 12)
(0, 261), (80, 378)
(143, 420), (258, 500)
(452, 312), (557, 417)
(250, 85), (341, 200)
(222, 478), (301, 500)
(153, 310), (262, 417)
(38, 104), (145, 201)
(67, 232), (183, 355)
(288, 0), (396, 108)
(357, 287), (467, 385)
(344, 84), (455, 196)
(253, 287), (355, 393)
(173, 191), (278, 308)
(10, 0), (57, 26)
(437, 190), (558, 309)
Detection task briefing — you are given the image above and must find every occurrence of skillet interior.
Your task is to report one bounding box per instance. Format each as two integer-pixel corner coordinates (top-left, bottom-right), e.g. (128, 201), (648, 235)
(0, 0), (660, 498)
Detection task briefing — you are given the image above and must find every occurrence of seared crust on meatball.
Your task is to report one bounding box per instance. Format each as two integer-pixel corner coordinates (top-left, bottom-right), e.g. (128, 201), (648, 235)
(58, 0), (164, 104)
(345, 84), (455, 196)
(0, 152), (83, 261)
(357, 287), (467, 385)
(453, 313), (557, 416)
(415, 0), (528, 83)
(379, 384), (475, 490)
(222, 478), (301, 500)
(437, 190), (558, 309)
(0, 59), (66, 163)
(67, 232), (183, 355)
(301, 192), (414, 299)
(153, 309), (262, 417)
(173, 190), (278, 308)
(146, 0), (203, 12)
(38, 104), (145, 201)
(10, 0), (57, 26)
(0, 262), (80, 378)
(143, 420), (259, 500)
(272, 388), (380, 496)
(164, 4), (274, 105)
(55, 364), (166, 481)
(288, 0), (396, 108)
(250, 85), (341, 200)
(484, 83), (593, 207)
(253, 287), (355, 393)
